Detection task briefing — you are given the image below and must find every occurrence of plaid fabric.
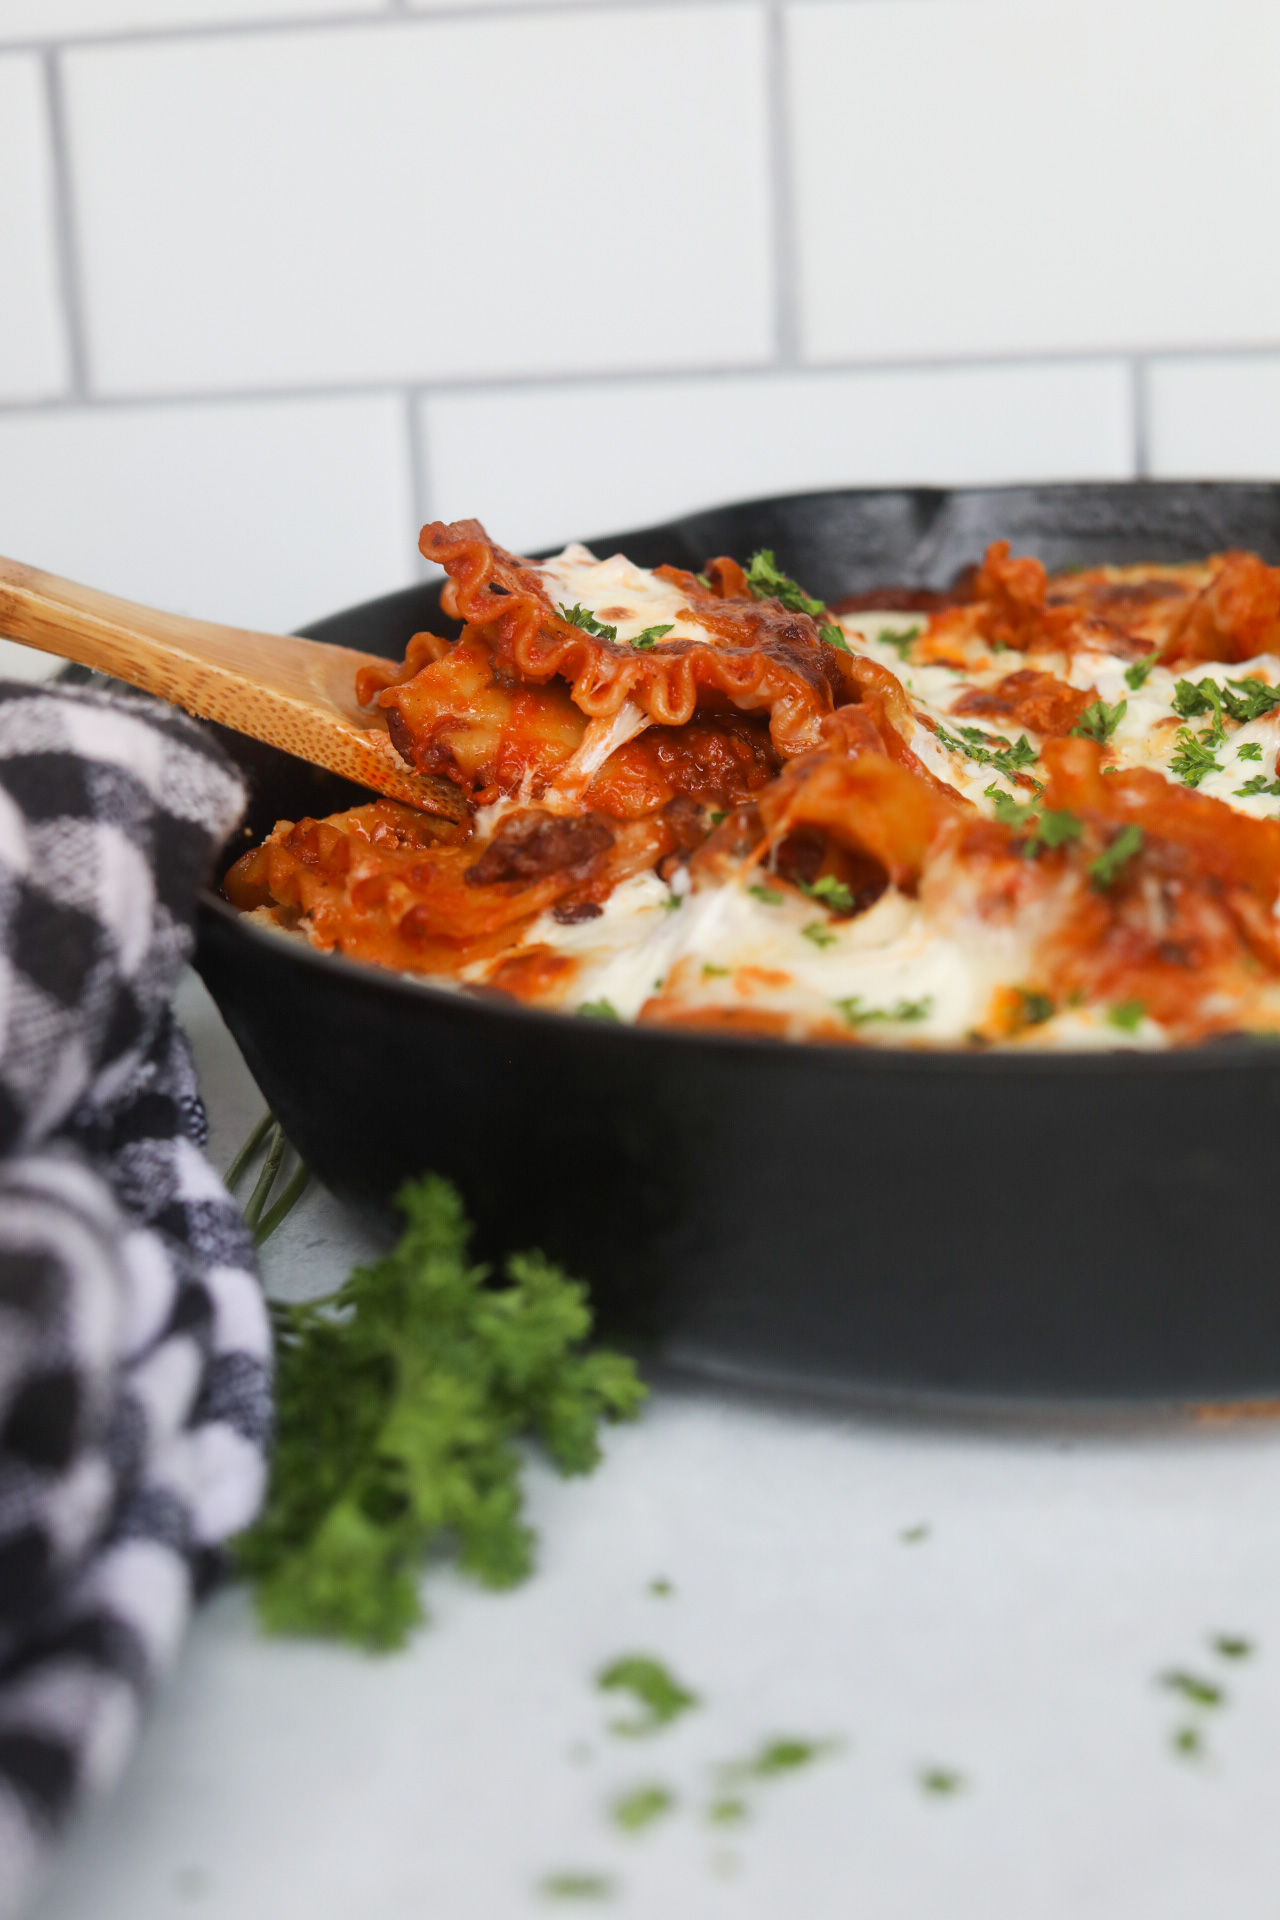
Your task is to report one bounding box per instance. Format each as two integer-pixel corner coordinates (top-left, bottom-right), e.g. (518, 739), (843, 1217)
(0, 683), (268, 1918)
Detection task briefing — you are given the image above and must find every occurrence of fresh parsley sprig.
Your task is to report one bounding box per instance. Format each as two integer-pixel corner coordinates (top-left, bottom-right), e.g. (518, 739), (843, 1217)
(744, 549), (852, 655)
(982, 783), (1080, 858)
(235, 1174), (645, 1650)
(1088, 824), (1144, 889)
(1235, 773), (1280, 799)
(1125, 651), (1160, 690)
(559, 602), (618, 642)
(1170, 728), (1222, 788)
(1176, 674), (1280, 727)
(631, 623), (674, 651)
(1070, 697), (1127, 745)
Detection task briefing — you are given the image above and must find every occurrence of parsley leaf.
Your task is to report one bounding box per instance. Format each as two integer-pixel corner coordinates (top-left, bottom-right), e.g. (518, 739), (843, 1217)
(801, 921), (838, 949)
(1070, 697), (1127, 745)
(598, 1655), (699, 1737)
(984, 784), (1038, 831)
(579, 999), (621, 1021)
(558, 602), (618, 642)
(1025, 809), (1083, 856)
(631, 623), (674, 650)
(611, 1784), (676, 1833)
(744, 549), (825, 619)
(702, 962), (730, 978)
(1173, 677), (1226, 743)
(1124, 651), (1159, 690)
(1160, 1671), (1225, 1708)
(748, 883), (784, 906)
(1108, 1000), (1145, 1032)
(880, 624), (922, 659)
(819, 622), (851, 652)
(1170, 728), (1222, 788)
(1238, 741), (1263, 761)
(1235, 773), (1280, 798)
(799, 873), (855, 913)
(1088, 823), (1144, 888)
(836, 995), (933, 1028)
(235, 1175), (646, 1650)
(1015, 988), (1055, 1026)
(1223, 675), (1280, 723)
(934, 722), (1038, 780)
(1211, 1635), (1254, 1660)
(539, 1872), (616, 1901)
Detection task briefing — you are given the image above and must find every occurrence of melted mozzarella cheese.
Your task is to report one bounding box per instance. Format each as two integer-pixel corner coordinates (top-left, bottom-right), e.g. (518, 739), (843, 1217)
(534, 544), (712, 647)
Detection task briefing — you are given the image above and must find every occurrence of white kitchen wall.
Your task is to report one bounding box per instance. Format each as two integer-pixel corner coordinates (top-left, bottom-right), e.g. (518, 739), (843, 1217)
(0, 0), (1277, 672)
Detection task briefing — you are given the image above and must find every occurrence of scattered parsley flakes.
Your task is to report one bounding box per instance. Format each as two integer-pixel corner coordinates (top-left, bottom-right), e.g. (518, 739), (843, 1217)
(579, 999), (621, 1021)
(935, 721), (1038, 779)
(1235, 773), (1280, 798)
(1170, 728), (1222, 788)
(837, 995), (932, 1028)
(631, 623), (674, 651)
(984, 784), (1038, 831)
(1108, 1000), (1145, 1032)
(744, 549), (825, 619)
(1070, 696), (1127, 744)
(539, 1871), (615, 1902)
(1015, 988), (1055, 1026)
(701, 963), (730, 978)
(1125, 651), (1159, 690)
(1160, 1670), (1225, 1708)
(801, 921), (838, 949)
(234, 1176), (645, 1651)
(597, 1656), (699, 1737)
(919, 1768), (965, 1796)
(558, 603), (618, 643)
(880, 624), (922, 659)
(611, 1784), (676, 1834)
(1238, 741), (1264, 761)
(1088, 823), (1144, 889)
(748, 883), (784, 906)
(1212, 1634), (1254, 1660)
(1025, 809), (1082, 857)
(800, 873), (855, 913)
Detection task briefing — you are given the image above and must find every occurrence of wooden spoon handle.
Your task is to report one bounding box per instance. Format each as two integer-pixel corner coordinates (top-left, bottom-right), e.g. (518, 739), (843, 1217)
(0, 556), (467, 820)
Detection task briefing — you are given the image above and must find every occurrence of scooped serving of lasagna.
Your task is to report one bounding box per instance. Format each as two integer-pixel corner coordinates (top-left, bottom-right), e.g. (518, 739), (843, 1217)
(224, 519), (1280, 1050)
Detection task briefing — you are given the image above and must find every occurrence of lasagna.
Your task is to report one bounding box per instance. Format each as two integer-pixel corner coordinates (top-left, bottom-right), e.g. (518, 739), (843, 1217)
(224, 520), (1280, 1050)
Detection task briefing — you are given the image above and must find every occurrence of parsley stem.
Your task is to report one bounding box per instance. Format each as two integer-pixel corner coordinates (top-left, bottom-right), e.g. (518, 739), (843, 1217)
(253, 1158), (312, 1248)
(243, 1123), (286, 1232)
(225, 1110), (274, 1193)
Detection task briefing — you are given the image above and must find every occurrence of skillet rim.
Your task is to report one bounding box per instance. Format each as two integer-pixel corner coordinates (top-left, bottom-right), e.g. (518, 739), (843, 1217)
(196, 476), (1280, 1077)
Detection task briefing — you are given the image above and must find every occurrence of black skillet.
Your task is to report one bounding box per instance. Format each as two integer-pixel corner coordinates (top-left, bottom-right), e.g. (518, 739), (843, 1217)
(195, 482), (1280, 1406)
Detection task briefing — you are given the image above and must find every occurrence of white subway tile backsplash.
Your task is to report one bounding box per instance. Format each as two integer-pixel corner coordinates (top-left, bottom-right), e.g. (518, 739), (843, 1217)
(1147, 357), (1280, 479)
(65, 8), (773, 396)
(788, 0), (1280, 366)
(0, 395), (416, 646)
(0, 56), (69, 401)
(420, 359), (1134, 555)
(0, 1), (379, 40)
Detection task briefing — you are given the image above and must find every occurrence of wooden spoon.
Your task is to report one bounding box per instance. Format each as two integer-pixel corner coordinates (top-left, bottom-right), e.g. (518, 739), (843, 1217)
(0, 557), (468, 821)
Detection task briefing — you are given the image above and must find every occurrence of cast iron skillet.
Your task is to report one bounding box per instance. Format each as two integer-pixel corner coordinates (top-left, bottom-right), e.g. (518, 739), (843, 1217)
(196, 483), (1280, 1406)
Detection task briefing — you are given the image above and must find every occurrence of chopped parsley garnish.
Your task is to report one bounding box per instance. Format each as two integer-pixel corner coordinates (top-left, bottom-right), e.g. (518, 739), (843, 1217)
(1172, 1726), (1203, 1759)
(611, 1784), (675, 1833)
(1160, 1671), (1224, 1708)
(748, 883), (784, 906)
(631, 623), (673, 650)
(919, 1768), (965, 1795)
(801, 921), (838, 949)
(661, 891), (682, 911)
(901, 1523), (930, 1543)
(1124, 651), (1159, 690)
(707, 1797), (749, 1826)
(709, 809), (728, 826)
(1224, 675), (1280, 722)
(1173, 676), (1226, 744)
(1238, 741), (1263, 761)
(799, 873), (855, 913)
(1088, 823), (1144, 889)
(880, 624), (922, 659)
(1025, 809), (1082, 856)
(1015, 988), (1055, 1026)
(1235, 773), (1280, 798)
(934, 722), (1038, 780)
(984, 784), (1038, 831)
(1170, 728), (1222, 788)
(235, 1175), (645, 1650)
(558, 603), (618, 642)
(837, 995), (933, 1028)
(702, 963), (730, 978)
(1070, 696), (1127, 745)
(1108, 999), (1145, 1032)
(744, 548), (825, 619)
(648, 1578), (673, 1598)
(819, 623), (851, 652)
(597, 1656), (699, 1737)
(695, 571), (712, 590)
(1212, 1634), (1253, 1660)
(539, 1871), (615, 1902)
(579, 999), (621, 1021)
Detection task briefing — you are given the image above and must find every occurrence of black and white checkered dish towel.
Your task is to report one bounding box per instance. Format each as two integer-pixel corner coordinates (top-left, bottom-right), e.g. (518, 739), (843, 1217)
(0, 681), (269, 1918)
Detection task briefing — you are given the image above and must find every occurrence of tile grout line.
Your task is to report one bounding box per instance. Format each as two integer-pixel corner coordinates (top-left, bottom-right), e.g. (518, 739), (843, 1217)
(41, 49), (90, 401)
(0, 0), (747, 61)
(1, 340), (1278, 421)
(403, 386), (435, 573)
(1131, 356), (1151, 479)
(765, 0), (800, 368)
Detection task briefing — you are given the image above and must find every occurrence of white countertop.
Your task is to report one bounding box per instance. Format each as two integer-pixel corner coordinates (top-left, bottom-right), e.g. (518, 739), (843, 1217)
(28, 974), (1280, 1920)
